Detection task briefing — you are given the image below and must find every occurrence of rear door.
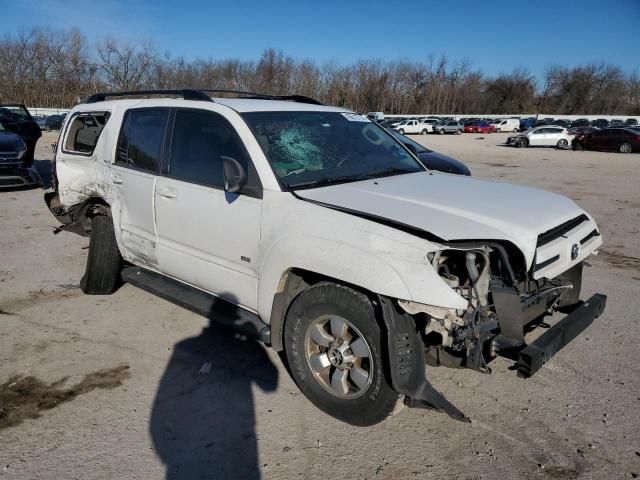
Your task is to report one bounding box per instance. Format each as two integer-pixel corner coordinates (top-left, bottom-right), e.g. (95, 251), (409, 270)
(111, 108), (170, 266)
(154, 107), (263, 310)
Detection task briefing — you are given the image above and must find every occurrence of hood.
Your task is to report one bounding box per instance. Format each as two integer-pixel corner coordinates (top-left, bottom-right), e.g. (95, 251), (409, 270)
(0, 131), (24, 151)
(295, 171), (586, 267)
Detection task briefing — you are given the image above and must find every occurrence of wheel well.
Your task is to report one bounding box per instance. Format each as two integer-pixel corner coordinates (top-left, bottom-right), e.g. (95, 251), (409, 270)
(268, 268), (378, 351)
(69, 197), (111, 236)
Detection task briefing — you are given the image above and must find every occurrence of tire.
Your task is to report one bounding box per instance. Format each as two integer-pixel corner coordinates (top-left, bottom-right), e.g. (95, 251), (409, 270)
(456, 129), (462, 134)
(516, 138), (528, 148)
(496, 128), (501, 133)
(619, 142), (632, 153)
(46, 125), (51, 132)
(557, 139), (568, 149)
(284, 282), (399, 426)
(438, 129), (444, 135)
(573, 141), (584, 151)
(80, 215), (122, 295)
(421, 129), (428, 135)
(397, 129), (404, 135)
(513, 128), (518, 132)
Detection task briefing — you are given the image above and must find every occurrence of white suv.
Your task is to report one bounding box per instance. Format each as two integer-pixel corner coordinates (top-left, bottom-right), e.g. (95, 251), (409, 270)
(46, 89), (606, 426)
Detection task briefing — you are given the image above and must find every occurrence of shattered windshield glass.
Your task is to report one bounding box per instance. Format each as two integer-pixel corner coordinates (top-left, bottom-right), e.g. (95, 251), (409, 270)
(242, 111), (424, 190)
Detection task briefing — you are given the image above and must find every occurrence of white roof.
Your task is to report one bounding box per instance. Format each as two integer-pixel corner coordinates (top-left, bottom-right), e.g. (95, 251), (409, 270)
(72, 96), (349, 114)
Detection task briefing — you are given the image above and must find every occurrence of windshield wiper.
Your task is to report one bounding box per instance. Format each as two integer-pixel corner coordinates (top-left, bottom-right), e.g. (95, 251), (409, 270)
(288, 167), (416, 190)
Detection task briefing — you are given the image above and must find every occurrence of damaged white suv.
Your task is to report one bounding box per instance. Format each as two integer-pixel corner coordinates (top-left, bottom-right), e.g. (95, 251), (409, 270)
(46, 90), (606, 426)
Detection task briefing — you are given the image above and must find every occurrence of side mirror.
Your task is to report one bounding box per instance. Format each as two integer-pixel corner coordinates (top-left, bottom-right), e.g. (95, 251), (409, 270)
(222, 156), (246, 193)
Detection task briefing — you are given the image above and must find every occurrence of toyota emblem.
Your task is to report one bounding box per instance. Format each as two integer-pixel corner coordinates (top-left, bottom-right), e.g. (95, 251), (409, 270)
(571, 243), (580, 260)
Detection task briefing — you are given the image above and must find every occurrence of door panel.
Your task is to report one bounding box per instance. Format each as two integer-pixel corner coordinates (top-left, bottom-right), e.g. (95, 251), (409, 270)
(155, 178), (261, 309)
(154, 107), (263, 311)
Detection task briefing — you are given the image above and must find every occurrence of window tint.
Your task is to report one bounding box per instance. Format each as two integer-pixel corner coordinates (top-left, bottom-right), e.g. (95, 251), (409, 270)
(63, 113), (110, 154)
(169, 109), (252, 189)
(116, 109), (168, 172)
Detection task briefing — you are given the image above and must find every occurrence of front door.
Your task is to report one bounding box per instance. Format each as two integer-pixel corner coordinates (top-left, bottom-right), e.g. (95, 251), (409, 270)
(154, 108), (262, 311)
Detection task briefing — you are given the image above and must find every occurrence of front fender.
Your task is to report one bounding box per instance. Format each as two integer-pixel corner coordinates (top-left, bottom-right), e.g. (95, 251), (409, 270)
(256, 233), (468, 328)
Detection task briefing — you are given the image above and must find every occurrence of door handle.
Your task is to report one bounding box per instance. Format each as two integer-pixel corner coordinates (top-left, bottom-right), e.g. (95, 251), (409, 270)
(157, 187), (177, 199)
(111, 174), (123, 184)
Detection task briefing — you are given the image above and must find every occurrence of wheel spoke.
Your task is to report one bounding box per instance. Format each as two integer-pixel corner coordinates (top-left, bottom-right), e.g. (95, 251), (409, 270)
(349, 365), (369, 391)
(330, 368), (349, 395)
(308, 353), (331, 373)
(349, 337), (369, 358)
(309, 323), (334, 347)
(330, 317), (348, 340)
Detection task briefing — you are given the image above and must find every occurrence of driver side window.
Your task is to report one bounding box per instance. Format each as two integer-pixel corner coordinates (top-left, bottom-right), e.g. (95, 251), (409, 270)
(168, 110), (253, 190)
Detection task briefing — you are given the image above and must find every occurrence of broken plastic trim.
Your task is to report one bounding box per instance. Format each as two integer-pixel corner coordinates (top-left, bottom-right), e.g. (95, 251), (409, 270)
(377, 295), (470, 423)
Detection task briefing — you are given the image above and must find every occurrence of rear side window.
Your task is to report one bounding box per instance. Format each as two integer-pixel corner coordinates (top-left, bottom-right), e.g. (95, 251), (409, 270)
(168, 109), (253, 190)
(63, 113), (110, 155)
(116, 109), (169, 172)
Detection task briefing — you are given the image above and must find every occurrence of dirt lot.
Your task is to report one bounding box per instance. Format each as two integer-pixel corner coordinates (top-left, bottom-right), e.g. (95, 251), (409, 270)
(1, 131), (639, 479)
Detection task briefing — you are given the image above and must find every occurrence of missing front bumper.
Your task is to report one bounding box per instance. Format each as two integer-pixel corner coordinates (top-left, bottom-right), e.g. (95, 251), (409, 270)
(516, 293), (607, 378)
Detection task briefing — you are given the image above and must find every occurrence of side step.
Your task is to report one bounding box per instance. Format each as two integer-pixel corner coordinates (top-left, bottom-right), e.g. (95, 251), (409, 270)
(121, 266), (271, 344)
(516, 293), (606, 378)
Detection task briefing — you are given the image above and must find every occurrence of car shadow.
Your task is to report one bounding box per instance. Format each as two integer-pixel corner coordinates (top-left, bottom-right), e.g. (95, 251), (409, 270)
(150, 296), (278, 480)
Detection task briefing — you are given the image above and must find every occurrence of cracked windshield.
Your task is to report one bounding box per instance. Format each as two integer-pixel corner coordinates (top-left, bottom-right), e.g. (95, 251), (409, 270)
(242, 111), (424, 189)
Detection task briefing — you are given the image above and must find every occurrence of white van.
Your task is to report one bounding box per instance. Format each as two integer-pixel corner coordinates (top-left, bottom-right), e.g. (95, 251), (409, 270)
(491, 118), (520, 132)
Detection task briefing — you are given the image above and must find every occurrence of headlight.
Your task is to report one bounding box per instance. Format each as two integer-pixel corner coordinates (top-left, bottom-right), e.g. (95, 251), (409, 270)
(16, 140), (27, 159)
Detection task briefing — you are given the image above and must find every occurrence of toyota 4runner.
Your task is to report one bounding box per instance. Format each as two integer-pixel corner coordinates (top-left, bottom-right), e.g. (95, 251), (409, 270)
(45, 89), (606, 426)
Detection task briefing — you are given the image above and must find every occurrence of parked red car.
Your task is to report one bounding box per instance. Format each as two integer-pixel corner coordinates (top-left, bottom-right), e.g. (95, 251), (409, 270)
(463, 121), (493, 134)
(582, 128), (640, 153)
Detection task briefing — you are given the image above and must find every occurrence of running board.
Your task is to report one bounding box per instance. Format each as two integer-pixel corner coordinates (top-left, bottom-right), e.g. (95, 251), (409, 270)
(121, 266), (271, 344)
(516, 293), (606, 378)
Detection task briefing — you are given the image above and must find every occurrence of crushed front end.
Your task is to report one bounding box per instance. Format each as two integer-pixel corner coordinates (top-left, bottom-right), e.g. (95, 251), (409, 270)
(405, 214), (606, 378)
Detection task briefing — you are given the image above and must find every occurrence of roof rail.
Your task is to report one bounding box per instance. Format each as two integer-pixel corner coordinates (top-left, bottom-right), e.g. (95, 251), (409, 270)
(85, 89), (324, 106)
(85, 89), (214, 104)
(200, 89), (324, 105)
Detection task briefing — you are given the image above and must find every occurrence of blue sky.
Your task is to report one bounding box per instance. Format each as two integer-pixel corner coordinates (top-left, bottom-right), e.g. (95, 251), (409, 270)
(1, 0), (638, 79)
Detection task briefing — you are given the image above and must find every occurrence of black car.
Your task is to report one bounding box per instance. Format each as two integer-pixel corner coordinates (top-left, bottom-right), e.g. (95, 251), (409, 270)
(624, 118), (638, 126)
(592, 118), (610, 129)
(0, 104), (42, 167)
(571, 118), (591, 127)
(44, 114), (67, 131)
(388, 129), (471, 175)
(0, 119), (37, 187)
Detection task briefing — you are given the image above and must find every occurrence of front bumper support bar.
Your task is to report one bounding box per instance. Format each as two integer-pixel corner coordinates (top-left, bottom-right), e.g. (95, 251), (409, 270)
(516, 293), (607, 378)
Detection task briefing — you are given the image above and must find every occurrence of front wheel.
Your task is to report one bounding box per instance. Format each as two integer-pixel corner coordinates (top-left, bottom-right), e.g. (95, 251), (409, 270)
(619, 142), (632, 153)
(397, 129), (404, 135)
(438, 129), (444, 135)
(516, 138), (528, 148)
(284, 282), (399, 426)
(496, 128), (501, 133)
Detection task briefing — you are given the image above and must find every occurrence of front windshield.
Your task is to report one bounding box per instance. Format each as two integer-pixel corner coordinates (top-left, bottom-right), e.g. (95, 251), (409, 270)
(242, 111), (425, 190)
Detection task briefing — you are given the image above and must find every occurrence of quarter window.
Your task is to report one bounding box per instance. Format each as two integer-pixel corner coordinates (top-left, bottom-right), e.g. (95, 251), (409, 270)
(63, 113), (110, 155)
(116, 109), (169, 172)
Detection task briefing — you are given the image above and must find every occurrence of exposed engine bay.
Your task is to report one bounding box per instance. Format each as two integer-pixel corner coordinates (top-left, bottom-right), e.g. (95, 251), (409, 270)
(400, 245), (589, 376)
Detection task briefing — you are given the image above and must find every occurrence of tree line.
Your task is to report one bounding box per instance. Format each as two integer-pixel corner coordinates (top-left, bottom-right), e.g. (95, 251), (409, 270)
(1, 28), (638, 115)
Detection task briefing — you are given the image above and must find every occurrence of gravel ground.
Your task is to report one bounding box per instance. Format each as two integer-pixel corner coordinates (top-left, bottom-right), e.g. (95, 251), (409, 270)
(0, 130), (639, 480)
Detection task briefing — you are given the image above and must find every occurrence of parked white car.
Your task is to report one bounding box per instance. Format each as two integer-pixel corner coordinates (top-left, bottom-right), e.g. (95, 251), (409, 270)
(394, 119), (434, 135)
(507, 126), (574, 148)
(490, 118), (520, 132)
(46, 89), (606, 427)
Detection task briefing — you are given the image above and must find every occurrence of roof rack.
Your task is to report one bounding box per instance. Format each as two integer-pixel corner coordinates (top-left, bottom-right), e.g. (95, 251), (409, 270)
(85, 89), (324, 105)
(85, 89), (214, 103)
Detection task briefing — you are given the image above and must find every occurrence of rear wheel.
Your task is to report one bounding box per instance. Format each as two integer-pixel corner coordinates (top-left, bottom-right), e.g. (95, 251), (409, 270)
(557, 139), (568, 149)
(421, 129), (428, 135)
(619, 142), (632, 153)
(513, 128), (518, 132)
(80, 215), (122, 295)
(284, 282), (399, 426)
